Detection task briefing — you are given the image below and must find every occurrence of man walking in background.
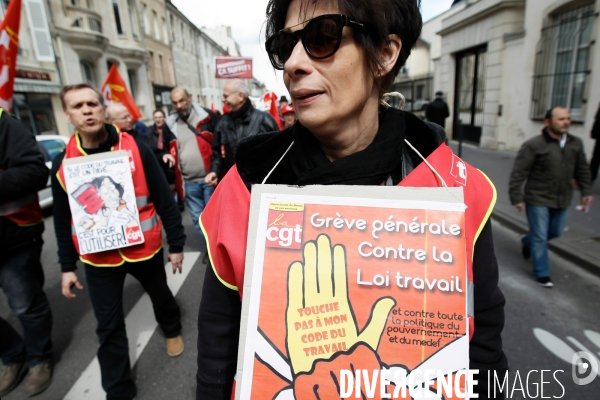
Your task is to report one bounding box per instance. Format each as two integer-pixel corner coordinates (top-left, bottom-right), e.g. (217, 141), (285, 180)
(426, 91), (450, 128)
(166, 87), (218, 241)
(509, 106), (593, 287)
(205, 79), (279, 186)
(589, 103), (600, 182)
(0, 109), (54, 397)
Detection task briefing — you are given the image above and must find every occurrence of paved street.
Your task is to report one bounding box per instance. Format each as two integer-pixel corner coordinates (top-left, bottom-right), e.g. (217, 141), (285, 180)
(2, 185), (600, 399)
(449, 141), (600, 273)
(1, 211), (209, 400)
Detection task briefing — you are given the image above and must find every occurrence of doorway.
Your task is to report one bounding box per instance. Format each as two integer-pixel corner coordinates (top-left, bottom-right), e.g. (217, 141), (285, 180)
(453, 46), (487, 144)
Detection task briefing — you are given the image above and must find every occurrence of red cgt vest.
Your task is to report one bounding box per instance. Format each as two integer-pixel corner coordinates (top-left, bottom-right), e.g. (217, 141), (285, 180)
(0, 109), (43, 227)
(57, 130), (163, 267)
(200, 144), (496, 341)
(0, 192), (43, 227)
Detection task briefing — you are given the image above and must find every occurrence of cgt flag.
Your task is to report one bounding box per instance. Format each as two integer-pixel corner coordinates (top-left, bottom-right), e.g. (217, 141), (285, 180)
(101, 65), (142, 121)
(264, 92), (283, 130)
(0, 0), (22, 111)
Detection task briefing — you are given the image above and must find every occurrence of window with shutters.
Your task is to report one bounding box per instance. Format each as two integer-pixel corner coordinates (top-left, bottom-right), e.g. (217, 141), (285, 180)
(142, 4), (149, 36)
(152, 11), (160, 40)
(162, 17), (168, 44)
(127, 0), (138, 38)
(81, 61), (96, 86)
(88, 17), (102, 33)
(149, 51), (155, 81)
(24, 0), (55, 62)
(127, 69), (137, 101)
(158, 54), (164, 84)
(531, 1), (597, 122)
(112, 0), (124, 35)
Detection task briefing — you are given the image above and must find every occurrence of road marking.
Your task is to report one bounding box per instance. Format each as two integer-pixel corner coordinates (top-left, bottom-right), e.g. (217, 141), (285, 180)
(63, 252), (201, 400)
(534, 327), (600, 378)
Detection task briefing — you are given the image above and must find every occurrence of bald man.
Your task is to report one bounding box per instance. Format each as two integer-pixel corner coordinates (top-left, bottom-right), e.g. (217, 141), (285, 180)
(106, 103), (134, 133)
(165, 87), (219, 242)
(206, 80), (278, 185)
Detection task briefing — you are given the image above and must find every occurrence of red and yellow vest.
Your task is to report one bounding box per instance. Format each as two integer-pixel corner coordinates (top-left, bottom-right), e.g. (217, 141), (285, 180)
(200, 143), (496, 341)
(57, 129), (163, 267)
(0, 192), (43, 227)
(0, 108), (43, 227)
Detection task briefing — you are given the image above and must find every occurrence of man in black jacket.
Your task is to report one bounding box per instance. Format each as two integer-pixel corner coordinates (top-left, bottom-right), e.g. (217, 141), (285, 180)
(205, 79), (279, 186)
(148, 109), (176, 187)
(52, 84), (186, 400)
(0, 110), (53, 397)
(590, 103), (600, 182)
(425, 91), (450, 128)
(509, 107), (593, 287)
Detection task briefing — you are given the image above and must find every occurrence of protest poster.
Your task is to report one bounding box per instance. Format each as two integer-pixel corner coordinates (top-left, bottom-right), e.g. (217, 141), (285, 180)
(214, 56), (253, 79)
(236, 185), (472, 399)
(62, 150), (144, 255)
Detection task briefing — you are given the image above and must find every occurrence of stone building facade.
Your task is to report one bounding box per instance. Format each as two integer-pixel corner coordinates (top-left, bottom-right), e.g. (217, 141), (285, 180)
(4, 0), (261, 136)
(418, 0), (600, 153)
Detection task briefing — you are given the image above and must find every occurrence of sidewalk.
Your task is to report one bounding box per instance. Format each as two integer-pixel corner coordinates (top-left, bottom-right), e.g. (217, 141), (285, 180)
(448, 141), (600, 275)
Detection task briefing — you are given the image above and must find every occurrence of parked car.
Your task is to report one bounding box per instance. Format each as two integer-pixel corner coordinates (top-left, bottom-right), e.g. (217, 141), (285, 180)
(36, 134), (70, 208)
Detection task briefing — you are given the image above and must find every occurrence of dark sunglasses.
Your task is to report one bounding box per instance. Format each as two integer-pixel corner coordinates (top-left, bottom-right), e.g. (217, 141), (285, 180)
(265, 14), (370, 70)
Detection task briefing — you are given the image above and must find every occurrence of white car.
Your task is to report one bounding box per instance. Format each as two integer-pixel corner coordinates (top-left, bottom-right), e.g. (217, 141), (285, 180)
(36, 134), (70, 209)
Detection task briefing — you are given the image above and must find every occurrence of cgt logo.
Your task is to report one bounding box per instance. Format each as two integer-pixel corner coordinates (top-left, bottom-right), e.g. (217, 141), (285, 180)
(126, 226), (144, 244)
(266, 208), (303, 250)
(450, 154), (467, 186)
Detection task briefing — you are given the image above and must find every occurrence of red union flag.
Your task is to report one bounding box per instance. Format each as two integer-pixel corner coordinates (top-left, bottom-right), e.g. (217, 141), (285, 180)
(0, 0), (22, 111)
(101, 65), (142, 121)
(214, 56), (253, 79)
(264, 92), (283, 130)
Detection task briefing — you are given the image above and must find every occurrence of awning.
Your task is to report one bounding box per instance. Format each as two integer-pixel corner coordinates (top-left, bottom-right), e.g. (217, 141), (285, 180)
(14, 78), (62, 94)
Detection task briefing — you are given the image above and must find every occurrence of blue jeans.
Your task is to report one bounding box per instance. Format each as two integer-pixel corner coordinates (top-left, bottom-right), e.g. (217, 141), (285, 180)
(0, 240), (53, 366)
(184, 181), (214, 236)
(522, 205), (569, 278)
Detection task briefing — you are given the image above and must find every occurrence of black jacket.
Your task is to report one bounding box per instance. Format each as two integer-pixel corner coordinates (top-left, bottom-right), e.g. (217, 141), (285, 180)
(196, 111), (507, 399)
(509, 129), (592, 208)
(426, 98), (450, 128)
(210, 101), (279, 177)
(591, 105), (600, 140)
(147, 124), (174, 158)
(0, 112), (48, 253)
(51, 124), (186, 272)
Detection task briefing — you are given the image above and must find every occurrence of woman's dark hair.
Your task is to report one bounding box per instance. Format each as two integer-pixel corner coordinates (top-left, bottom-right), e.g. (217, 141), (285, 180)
(153, 109), (166, 117)
(91, 176), (125, 200)
(265, 0), (422, 96)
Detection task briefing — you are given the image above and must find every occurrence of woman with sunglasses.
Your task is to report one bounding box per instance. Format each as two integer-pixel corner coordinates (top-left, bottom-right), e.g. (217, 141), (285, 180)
(197, 0), (507, 399)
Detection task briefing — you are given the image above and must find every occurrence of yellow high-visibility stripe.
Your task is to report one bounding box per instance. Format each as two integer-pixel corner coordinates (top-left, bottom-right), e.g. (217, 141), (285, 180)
(119, 245), (163, 263)
(200, 214), (238, 291)
(472, 170), (497, 260)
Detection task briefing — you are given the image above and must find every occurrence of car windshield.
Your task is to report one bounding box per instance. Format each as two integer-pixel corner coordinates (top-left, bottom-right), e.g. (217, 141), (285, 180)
(40, 139), (66, 161)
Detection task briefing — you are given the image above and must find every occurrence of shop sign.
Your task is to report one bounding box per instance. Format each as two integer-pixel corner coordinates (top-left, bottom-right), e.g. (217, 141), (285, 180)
(16, 69), (51, 81)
